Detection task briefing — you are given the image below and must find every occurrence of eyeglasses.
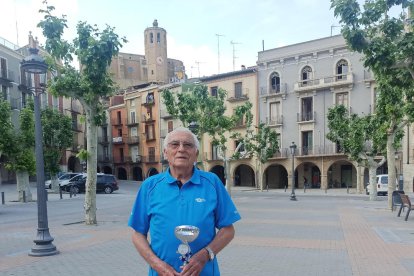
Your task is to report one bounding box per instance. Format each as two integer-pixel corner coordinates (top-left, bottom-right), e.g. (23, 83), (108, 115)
(168, 141), (195, 150)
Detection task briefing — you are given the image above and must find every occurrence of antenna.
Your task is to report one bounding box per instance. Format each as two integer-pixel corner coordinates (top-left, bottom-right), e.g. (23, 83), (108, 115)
(194, 61), (205, 78)
(331, 25), (341, 36)
(215, 34), (224, 74)
(230, 40), (241, 71)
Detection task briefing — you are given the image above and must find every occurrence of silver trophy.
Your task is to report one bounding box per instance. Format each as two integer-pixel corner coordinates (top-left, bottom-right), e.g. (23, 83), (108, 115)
(174, 225), (200, 266)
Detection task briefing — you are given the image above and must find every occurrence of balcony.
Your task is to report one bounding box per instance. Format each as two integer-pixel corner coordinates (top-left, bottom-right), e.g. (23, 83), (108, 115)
(0, 69), (15, 86)
(144, 134), (156, 141)
(141, 113), (155, 123)
(126, 119), (139, 127)
(113, 156), (127, 164)
(266, 115), (283, 126)
(112, 136), (124, 144)
(98, 137), (110, 144)
(127, 136), (140, 144)
(227, 93), (249, 102)
(142, 97), (155, 106)
(98, 155), (111, 163)
(204, 152), (222, 161)
(112, 119), (123, 126)
(260, 84), (287, 99)
(295, 145), (346, 157)
(72, 123), (83, 132)
(297, 112), (315, 123)
(141, 155), (159, 163)
(293, 72), (353, 93)
(126, 155), (142, 164)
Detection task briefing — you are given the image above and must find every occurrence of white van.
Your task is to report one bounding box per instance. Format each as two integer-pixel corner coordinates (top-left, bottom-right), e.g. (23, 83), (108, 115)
(366, 174), (398, 196)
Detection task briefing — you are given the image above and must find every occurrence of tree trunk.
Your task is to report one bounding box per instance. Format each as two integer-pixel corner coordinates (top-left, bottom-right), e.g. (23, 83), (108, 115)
(16, 171), (32, 202)
(258, 161), (263, 191)
(51, 176), (59, 192)
(84, 107), (98, 225)
(367, 157), (378, 201)
(386, 133), (397, 210)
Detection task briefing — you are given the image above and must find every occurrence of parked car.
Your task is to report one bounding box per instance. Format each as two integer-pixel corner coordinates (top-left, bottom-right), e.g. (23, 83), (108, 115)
(59, 173), (86, 190)
(366, 174), (398, 196)
(66, 174), (119, 194)
(45, 172), (80, 189)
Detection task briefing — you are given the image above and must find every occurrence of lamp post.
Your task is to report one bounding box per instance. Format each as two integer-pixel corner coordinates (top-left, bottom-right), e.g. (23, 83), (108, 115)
(21, 47), (59, 256)
(290, 142), (297, 201)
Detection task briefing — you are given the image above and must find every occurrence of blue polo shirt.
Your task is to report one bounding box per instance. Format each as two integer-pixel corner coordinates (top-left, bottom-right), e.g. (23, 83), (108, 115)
(128, 168), (241, 276)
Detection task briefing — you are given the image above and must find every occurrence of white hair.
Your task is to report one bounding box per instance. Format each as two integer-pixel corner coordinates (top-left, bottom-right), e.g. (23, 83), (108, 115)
(163, 127), (200, 151)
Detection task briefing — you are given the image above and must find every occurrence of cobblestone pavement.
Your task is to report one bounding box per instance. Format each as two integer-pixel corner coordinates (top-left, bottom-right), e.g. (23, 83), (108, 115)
(0, 182), (413, 276)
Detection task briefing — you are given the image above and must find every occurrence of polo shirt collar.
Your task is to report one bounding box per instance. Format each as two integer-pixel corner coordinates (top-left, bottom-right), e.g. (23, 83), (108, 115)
(165, 167), (201, 186)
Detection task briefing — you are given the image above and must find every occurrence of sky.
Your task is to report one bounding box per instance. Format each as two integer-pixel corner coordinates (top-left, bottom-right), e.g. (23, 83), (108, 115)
(0, 0), (346, 78)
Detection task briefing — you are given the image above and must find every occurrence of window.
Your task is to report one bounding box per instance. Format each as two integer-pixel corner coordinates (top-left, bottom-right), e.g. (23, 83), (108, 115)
(0, 58), (7, 78)
(269, 102), (281, 124)
(302, 131), (313, 155)
(1, 85), (7, 101)
(117, 111), (122, 125)
(336, 59), (348, 80)
(235, 140), (245, 153)
(301, 97), (313, 121)
(146, 107), (152, 121)
(102, 127), (108, 142)
(211, 144), (219, 160)
(104, 146), (109, 158)
(336, 92), (349, 108)
(146, 92), (154, 103)
(210, 86), (218, 97)
(167, 120), (174, 133)
(270, 72), (280, 92)
(150, 33), (154, 43)
(157, 33), (160, 43)
(145, 124), (155, 140)
(130, 111), (136, 124)
(119, 148), (124, 162)
(72, 113), (78, 131)
(301, 66), (313, 85)
(149, 147), (155, 162)
(234, 82), (242, 98)
(118, 128), (122, 137)
(131, 127), (138, 137)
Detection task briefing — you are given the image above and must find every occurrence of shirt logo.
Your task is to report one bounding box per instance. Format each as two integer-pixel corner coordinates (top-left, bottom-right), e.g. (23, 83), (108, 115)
(195, 198), (206, 203)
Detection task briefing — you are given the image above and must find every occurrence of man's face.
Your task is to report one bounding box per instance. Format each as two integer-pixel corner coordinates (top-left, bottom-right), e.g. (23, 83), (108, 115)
(164, 131), (198, 169)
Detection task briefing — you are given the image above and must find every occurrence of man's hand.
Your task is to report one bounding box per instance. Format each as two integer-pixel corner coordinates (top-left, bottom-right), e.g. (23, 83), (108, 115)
(153, 260), (180, 276)
(179, 249), (209, 276)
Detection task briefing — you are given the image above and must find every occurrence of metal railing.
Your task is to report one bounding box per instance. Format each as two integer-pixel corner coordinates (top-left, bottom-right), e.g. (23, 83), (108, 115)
(297, 112), (315, 122)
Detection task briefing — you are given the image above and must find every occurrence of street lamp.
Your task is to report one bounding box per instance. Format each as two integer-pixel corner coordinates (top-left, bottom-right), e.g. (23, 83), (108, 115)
(290, 142), (297, 201)
(21, 47), (59, 256)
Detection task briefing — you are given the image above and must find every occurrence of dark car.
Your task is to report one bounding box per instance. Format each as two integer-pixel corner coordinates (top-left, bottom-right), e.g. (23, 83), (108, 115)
(68, 174), (119, 194)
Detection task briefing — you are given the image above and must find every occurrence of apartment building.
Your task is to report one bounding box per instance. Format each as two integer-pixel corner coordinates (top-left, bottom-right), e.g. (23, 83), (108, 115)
(257, 34), (383, 192)
(200, 68), (258, 186)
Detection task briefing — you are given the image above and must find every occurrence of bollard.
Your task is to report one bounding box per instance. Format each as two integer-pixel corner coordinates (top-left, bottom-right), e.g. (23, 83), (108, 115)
(284, 185), (287, 192)
(1, 192), (4, 205)
(59, 185), (63, 199)
(304, 186), (306, 193)
(23, 190), (26, 203)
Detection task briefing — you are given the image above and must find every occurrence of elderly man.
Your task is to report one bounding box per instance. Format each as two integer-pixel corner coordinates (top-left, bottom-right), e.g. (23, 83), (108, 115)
(128, 127), (241, 275)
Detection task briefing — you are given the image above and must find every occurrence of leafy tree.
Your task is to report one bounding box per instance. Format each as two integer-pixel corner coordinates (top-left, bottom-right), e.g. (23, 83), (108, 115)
(4, 101), (36, 202)
(327, 105), (387, 200)
(38, 3), (126, 224)
(41, 107), (73, 190)
(331, 0), (414, 208)
(162, 85), (248, 191)
(0, 99), (14, 186)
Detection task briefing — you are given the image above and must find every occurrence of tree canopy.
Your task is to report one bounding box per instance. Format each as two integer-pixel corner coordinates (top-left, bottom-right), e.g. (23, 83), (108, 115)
(37, 2), (126, 224)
